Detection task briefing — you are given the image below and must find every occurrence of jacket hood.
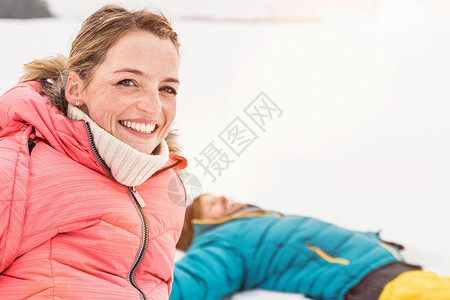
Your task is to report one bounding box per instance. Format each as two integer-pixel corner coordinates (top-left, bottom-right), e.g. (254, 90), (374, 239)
(0, 81), (186, 176)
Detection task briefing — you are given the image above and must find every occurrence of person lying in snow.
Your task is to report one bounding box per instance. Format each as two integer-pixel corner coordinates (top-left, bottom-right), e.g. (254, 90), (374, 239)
(170, 193), (450, 300)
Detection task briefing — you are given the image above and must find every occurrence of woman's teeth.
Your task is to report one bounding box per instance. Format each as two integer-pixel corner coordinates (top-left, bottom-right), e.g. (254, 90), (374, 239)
(120, 120), (156, 134)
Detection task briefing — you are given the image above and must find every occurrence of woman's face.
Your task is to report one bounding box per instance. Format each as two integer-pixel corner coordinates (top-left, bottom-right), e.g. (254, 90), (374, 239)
(196, 194), (249, 220)
(77, 30), (179, 154)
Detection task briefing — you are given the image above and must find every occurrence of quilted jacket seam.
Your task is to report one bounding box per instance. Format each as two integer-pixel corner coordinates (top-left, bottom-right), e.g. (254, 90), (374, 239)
(143, 228), (182, 298)
(0, 126), (28, 269)
(148, 227), (180, 243)
(50, 236), (56, 299)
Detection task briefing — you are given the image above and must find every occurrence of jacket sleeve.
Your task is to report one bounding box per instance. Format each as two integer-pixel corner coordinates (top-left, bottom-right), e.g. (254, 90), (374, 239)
(170, 240), (245, 300)
(0, 126), (32, 272)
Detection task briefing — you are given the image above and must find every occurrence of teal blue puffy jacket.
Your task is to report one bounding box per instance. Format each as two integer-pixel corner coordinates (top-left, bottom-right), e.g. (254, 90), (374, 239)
(170, 213), (403, 300)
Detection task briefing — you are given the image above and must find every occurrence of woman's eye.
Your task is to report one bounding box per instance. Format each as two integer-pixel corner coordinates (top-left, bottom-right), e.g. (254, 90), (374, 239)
(117, 79), (135, 86)
(161, 86), (177, 95)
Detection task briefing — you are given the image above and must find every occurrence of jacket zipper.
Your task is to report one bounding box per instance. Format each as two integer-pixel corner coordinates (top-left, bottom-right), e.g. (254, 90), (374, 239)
(84, 122), (149, 300)
(84, 122), (112, 175)
(127, 187), (149, 300)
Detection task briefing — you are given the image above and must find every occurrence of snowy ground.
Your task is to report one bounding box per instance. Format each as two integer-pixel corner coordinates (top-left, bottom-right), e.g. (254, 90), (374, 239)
(1, 0), (449, 298)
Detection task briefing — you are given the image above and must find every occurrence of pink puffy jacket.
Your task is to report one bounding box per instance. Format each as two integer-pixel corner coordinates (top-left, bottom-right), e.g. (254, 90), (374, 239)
(0, 82), (187, 299)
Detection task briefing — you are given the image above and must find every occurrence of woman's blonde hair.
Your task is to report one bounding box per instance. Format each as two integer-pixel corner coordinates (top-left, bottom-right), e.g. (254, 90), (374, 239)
(176, 195), (204, 252)
(19, 4), (179, 114)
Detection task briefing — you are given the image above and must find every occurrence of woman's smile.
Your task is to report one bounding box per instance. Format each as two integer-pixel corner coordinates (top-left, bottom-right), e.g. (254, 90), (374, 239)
(119, 120), (158, 135)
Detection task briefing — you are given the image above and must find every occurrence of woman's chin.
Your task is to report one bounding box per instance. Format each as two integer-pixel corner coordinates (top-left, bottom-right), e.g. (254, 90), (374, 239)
(116, 129), (162, 154)
(117, 137), (159, 155)
(136, 142), (160, 155)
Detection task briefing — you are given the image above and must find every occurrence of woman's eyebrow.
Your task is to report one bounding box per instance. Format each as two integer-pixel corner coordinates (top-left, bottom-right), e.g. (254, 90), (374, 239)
(163, 77), (180, 84)
(114, 68), (179, 84)
(114, 68), (143, 75)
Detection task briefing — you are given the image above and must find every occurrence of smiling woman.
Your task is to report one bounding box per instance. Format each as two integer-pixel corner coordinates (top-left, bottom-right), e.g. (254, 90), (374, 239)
(0, 4), (187, 300)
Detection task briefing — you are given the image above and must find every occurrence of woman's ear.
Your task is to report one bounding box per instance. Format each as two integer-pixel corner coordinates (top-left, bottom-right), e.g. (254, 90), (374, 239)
(65, 72), (84, 106)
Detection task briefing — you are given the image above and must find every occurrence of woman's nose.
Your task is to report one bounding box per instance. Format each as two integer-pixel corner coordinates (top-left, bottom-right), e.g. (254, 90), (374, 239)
(136, 90), (161, 115)
(220, 196), (230, 206)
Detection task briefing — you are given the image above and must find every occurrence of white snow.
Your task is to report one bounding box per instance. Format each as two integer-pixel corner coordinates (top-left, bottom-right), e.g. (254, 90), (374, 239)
(1, 0), (449, 299)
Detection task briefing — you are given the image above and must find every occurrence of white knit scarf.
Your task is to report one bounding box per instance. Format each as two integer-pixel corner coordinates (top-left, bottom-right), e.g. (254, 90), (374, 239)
(66, 104), (169, 187)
